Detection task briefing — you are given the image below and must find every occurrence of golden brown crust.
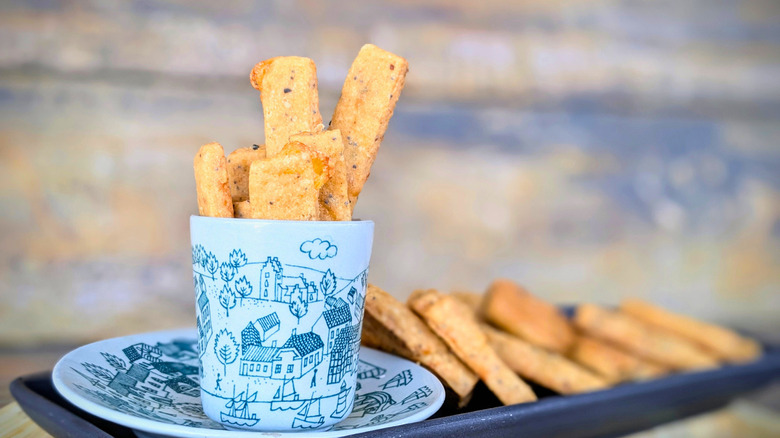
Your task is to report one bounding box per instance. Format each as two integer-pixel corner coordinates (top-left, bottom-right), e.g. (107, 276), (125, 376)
(227, 145), (266, 202)
(620, 299), (761, 363)
(568, 334), (668, 384)
(193, 142), (234, 218)
(450, 291), (483, 315)
(275, 141), (332, 190)
(482, 325), (610, 394)
(330, 44), (408, 211)
(574, 304), (720, 371)
(480, 279), (575, 353)
(362, 284), (478, 408)
(232, 200), (252, 219)
(408, 289), (537, 405)
(250, 56), (323, 157)
(290, 130), (351, 221)
(247, 142), (320, 220)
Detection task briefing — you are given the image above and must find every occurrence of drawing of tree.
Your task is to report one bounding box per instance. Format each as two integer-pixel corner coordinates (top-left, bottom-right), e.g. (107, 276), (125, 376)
(214, 329), (239, 374)
(234, 275), (252, 303)
(219, 262), (236, 283)
(101, 352), (127, 371)
(196, 245), (207, 269)
(289, 295), (308, 324)
(205, 253), (219, 278)
(82, 362), (114, 383)
(191, 246), (199, 266)
(229, 249), (247, 268)
(320, 269), (337, 298)
(219, 284), (236, 317)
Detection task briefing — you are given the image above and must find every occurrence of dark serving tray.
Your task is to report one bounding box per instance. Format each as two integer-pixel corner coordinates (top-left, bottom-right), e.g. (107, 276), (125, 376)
(12, 340), (780, 438)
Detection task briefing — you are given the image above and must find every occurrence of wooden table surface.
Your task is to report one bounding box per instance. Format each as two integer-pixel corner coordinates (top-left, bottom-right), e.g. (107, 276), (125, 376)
(0, 403), (50, 438)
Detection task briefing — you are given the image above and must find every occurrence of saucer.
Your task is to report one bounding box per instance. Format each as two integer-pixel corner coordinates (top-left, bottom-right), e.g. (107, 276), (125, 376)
(52, 329), (445, 437)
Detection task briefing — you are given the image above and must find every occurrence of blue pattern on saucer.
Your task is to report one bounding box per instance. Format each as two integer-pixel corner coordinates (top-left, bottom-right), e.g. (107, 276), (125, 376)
(52, 329), (445, 437)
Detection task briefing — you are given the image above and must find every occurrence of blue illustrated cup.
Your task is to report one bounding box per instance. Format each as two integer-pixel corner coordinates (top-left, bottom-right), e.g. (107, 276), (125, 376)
(190, 216), (374, 431)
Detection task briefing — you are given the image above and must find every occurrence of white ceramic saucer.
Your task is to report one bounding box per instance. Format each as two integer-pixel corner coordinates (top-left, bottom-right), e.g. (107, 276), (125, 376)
(52, 329), (445, 437)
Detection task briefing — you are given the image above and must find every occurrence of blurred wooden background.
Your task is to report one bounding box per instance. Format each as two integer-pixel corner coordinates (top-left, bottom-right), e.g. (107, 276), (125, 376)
(0, 0), (778, 351)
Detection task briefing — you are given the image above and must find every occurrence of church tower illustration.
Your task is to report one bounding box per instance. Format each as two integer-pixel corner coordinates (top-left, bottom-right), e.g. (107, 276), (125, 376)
(259, 257), (283, 301)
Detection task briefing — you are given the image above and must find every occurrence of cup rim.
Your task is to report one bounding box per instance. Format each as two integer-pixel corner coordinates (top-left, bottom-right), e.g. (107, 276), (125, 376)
(190, 215), (374, 227)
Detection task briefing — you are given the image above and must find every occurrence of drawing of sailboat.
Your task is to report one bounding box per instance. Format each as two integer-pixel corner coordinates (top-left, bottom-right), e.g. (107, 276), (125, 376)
(330, 381), (351, 418)
(292, 395), (325, 429)
(357, 360), (386, 380)
(271, 377), (303, 411)
(382, 369), (412, 389)
(402, 385), (432, 404)
(220, 386), (259, 428)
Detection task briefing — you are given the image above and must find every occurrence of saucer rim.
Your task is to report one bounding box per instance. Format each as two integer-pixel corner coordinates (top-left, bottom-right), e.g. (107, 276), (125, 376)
(52, 328), (445, 438)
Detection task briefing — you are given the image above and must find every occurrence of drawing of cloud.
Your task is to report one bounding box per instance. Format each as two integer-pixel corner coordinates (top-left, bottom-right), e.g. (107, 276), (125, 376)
(300, 238), (338, 260)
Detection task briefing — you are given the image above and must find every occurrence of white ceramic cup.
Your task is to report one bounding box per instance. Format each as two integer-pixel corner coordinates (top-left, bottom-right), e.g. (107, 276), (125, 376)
(190, 216), (374, 431)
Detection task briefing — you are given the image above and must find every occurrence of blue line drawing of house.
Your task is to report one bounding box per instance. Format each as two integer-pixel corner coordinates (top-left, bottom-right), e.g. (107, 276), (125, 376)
(258, 257), (283, 301)
(325, 296), (347, 310)
(241, 323), (262, 352)
(241, 312), (281, 349)
(156, 339), (198, 361)
(254, 257), (321, 304)
(196, 290), (212, 357)
(143, 360), (200, 398)
(107, 348), (200, 400)
(106, 372), (135, 395)
(353, 288), (365, 321)
(303, 277), (319, 303)
(315, 299), (352, 354)
(278, 330), (324, 379)
(282, 274), (319, 304)
(240, 343), (279, 377)
(257, 313), (281, 340)
(238, 329), (324, 381)
(107, 363), (170, 398)
(327, 324), (361, 384)
(123, 343), (163, 364)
